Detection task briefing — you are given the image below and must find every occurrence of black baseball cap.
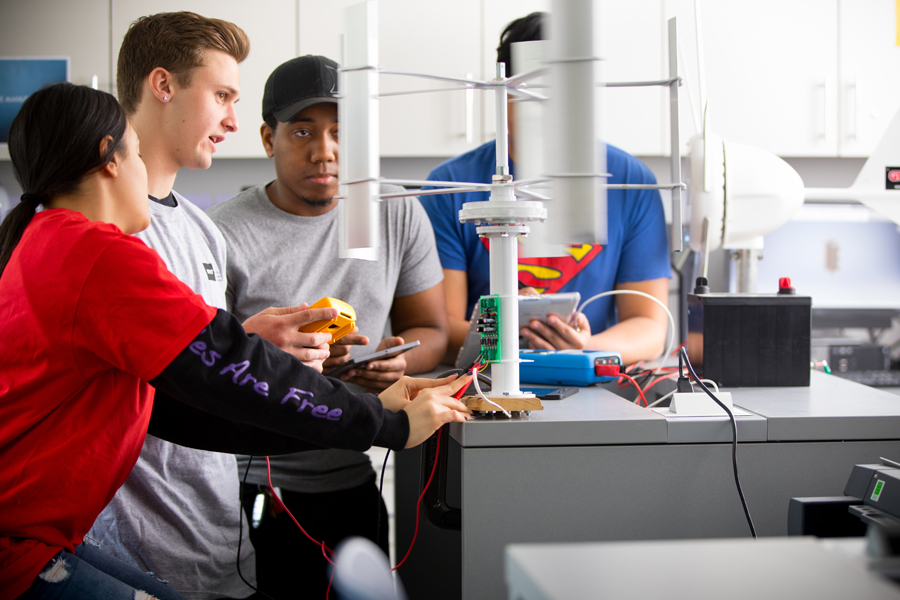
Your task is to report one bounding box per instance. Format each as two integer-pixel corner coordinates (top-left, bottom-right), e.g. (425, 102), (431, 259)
(262, 55), (339, 123)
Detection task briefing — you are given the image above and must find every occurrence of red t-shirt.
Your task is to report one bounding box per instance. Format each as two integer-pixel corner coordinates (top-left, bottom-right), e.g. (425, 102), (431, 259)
(0, 209), (216, 597)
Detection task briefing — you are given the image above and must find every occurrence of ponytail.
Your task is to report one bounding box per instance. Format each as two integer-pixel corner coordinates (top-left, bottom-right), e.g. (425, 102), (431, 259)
(0, 194), (44, 276)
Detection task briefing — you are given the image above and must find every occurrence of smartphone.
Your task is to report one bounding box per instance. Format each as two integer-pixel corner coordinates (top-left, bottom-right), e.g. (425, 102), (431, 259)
(327, 340), (421, 378)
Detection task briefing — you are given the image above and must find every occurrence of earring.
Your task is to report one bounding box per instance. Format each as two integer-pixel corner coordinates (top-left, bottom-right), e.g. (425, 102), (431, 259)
(162, 95), (168, 101)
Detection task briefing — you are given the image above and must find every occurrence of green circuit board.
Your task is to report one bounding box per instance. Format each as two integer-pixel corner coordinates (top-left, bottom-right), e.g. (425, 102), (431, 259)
(477, 295), (501, 363)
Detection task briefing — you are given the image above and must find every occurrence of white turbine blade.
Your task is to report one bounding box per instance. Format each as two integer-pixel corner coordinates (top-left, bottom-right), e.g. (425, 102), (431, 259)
(339, 0), (379, 260)
(512, 40), (566, 259)
(548, 0), (606, 246)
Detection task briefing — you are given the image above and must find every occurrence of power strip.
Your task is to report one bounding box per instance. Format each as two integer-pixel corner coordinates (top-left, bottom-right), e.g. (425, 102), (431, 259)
(669, 391), (734, 416)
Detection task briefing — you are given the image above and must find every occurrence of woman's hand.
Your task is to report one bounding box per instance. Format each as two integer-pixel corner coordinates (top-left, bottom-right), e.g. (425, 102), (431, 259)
(378, 374), (473, 448)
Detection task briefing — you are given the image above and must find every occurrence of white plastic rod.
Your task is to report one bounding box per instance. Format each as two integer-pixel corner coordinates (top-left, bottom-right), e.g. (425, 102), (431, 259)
(489, 231), (521, 395)
(495, 62), (510, 176)
(668, 17), (683, 253)
(339, 0), (379, 260)
(488, 58), (521, 397)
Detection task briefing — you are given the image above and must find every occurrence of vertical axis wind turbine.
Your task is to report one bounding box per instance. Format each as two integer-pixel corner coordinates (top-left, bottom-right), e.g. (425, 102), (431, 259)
(339, 0), (685, 409)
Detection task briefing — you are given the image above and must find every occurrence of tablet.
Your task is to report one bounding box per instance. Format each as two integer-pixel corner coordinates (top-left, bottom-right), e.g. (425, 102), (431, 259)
(327, 340), (421, 378)
(454, 292), (581, 369)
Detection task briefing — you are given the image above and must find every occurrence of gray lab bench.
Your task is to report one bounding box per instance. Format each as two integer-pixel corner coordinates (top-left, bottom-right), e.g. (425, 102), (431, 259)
(505, 537), (900, 600)
(394, 371), (900, 600)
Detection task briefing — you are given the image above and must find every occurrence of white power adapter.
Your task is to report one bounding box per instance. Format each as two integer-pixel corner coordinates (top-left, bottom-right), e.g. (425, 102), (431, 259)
(669, 391), (734, 416)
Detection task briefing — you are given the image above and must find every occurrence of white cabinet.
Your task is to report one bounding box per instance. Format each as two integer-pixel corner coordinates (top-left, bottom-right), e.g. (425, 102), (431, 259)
(299, 0), (484, 158)
(601, 0), (666, 156)
(668, 0), (840, 157)
(377, 0), (483, 157)
(111, 0), (297, 159)
(6, 0), (897, 160)
(666, 0), (900, 158)
(838, 0), (900, 157)
(480, 0), (665, 157)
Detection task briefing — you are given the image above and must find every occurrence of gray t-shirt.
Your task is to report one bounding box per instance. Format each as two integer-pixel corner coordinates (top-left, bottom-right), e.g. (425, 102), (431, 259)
(207, 183), (442, 493)
(88, 192), (256, 600)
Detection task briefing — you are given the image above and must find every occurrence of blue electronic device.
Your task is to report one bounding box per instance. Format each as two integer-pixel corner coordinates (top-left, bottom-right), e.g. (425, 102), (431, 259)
(519, 349), (623, 386)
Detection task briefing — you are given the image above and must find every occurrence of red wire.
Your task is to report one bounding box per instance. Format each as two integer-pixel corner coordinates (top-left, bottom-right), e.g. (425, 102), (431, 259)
(265, 457), (335, 564)
(266, 457), (337, 599)
(618, 372), (648, 407)
(393, 426), (442, 571)
(266, 368), (474, 591)
(394, 368), (473, 572)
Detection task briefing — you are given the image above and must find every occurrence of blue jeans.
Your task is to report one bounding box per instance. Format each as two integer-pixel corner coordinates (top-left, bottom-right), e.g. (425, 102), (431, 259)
(18, 541), (187, 600)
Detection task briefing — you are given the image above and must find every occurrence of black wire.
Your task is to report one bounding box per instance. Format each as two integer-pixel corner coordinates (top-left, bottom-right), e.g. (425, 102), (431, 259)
(633, 368), (654, 388)
(375, 449), (391, 549)
(237, 457), (276, 599)
(679, 347), (758, 539)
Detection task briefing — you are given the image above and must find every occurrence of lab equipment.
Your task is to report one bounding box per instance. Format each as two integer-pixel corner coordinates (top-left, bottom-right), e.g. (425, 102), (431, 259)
(519, 349), (622, 386)
(687, 277), (811, 387)
(297, 297), (356, 344)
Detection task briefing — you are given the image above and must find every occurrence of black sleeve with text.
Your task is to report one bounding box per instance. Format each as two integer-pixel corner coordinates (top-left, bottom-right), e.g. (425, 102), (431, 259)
(148, 391), (327, 456)
(149, 309), (409, 452)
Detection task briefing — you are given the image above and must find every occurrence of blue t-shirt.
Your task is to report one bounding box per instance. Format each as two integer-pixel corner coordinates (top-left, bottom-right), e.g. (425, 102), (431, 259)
(419, 140), (671, 333)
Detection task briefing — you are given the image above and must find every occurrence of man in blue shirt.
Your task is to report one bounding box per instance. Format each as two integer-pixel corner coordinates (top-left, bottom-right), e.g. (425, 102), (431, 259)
(419, 11), (671, 366)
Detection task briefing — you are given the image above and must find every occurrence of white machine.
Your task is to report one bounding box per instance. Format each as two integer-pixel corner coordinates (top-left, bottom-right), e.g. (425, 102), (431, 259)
(685, 0), (900, 294)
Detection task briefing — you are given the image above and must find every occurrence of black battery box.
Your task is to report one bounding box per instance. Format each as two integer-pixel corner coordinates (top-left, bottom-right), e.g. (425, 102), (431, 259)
(687, 280), (811, 387)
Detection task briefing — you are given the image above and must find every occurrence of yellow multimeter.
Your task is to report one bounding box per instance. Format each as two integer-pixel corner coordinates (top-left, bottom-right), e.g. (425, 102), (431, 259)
(299, 297), (357, 344)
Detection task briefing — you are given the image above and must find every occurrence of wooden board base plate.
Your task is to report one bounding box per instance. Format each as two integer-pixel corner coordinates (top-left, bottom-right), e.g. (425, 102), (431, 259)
(462, 395), (544, 412)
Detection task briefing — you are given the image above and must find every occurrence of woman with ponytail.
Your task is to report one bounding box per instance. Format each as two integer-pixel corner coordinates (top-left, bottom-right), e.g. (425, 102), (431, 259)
(0, 84), (470, 599)
(0, 82), (135, 276)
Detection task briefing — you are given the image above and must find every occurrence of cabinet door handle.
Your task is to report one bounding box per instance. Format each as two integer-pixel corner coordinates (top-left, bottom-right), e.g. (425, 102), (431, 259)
(851, 77), (860, 141)
(465, 72), (474, 144)
(818, 75), (832, 141)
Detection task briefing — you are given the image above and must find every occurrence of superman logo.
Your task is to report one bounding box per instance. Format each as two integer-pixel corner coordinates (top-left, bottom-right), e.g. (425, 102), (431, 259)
(480, 239), (604, 294)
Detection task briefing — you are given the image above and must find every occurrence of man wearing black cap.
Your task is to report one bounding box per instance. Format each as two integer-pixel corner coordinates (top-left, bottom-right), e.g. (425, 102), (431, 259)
(207, 55), (448, 597)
